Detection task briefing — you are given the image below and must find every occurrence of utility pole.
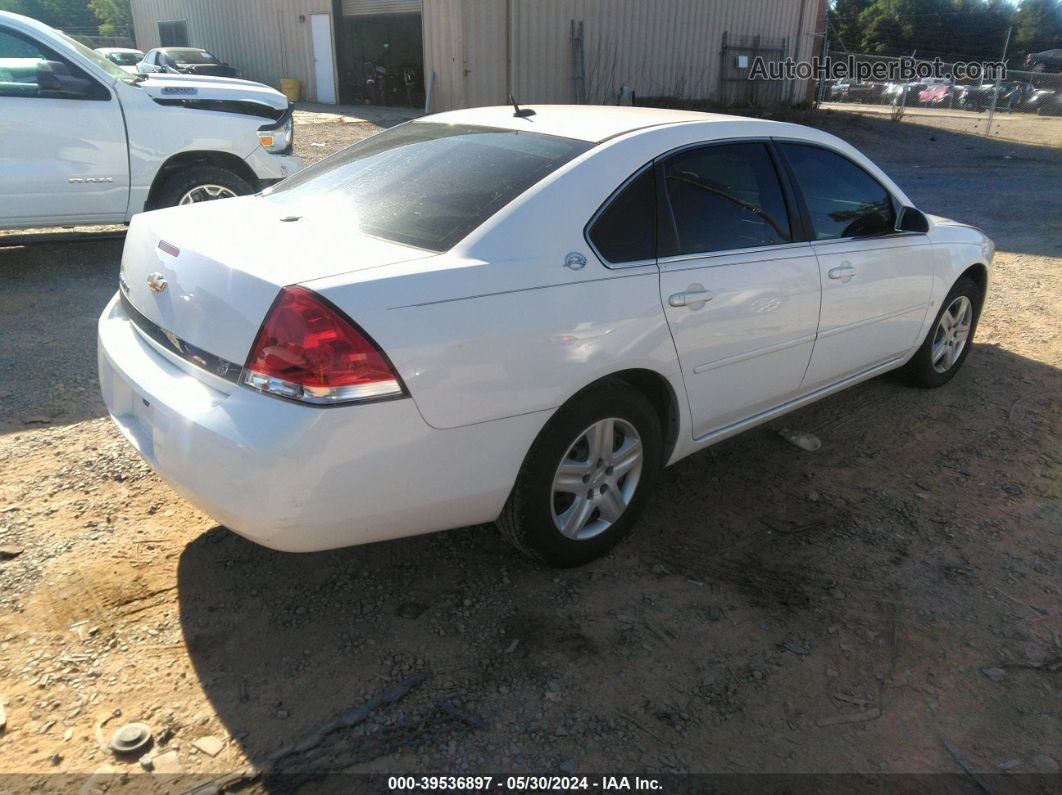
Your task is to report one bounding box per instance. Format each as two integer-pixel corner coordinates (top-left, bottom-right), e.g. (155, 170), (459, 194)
(984, 26), (1012, 137)
(815, 10), (831, 107)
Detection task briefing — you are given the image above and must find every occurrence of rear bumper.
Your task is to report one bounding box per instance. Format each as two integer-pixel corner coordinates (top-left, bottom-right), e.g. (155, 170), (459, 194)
(97, 292), (542, 552)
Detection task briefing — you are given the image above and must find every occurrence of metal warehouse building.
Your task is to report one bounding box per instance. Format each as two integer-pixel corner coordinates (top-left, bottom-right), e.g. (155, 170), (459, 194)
(131, 0), (826, 110)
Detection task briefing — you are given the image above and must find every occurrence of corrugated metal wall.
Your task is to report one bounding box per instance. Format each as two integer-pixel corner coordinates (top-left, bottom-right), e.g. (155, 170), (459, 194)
(132, 0), (823, 111)
(342, 0), (420, 15)
(425, 0), (823, 112)
(131, 0), (334, 101)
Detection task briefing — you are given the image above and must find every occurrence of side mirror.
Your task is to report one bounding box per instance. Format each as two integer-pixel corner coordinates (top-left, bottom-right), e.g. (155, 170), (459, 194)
(898, 207), (930, 234)
(137, 62), (162, 74)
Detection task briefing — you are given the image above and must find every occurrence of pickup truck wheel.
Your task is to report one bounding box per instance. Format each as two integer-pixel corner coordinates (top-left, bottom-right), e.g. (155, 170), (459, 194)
(154, 165), (254, 209)
(497, 383), (662, 567)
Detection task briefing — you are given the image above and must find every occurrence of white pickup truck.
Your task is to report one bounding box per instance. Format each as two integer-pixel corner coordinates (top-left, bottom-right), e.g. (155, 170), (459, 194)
(0, 11), (303, 230)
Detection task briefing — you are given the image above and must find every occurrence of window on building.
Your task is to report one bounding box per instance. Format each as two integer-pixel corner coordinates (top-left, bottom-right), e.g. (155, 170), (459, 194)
(158, 21), (189, 47)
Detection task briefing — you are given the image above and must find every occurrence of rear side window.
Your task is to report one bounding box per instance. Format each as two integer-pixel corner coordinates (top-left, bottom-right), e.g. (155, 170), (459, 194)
(780, 143), (896, 239)
(266, 122), (592, 252)
(588, 168), (656, 264)
(660, 142), (792, 256)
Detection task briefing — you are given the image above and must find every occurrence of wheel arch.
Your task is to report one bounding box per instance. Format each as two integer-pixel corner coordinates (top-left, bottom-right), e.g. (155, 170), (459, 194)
(556, 368), (682, 467)
(145, 151), (258, 211)
(959, 263), (989, 313)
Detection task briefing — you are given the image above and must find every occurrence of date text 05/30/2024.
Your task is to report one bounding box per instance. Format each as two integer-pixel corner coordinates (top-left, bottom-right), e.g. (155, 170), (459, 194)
(388, 776), (662, 791)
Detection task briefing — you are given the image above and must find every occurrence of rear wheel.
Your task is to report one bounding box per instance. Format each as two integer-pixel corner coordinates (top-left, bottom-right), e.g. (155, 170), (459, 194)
(497, 383), (662, 567)
(903, 276), (981, 388)
(153, 164), (254, 210)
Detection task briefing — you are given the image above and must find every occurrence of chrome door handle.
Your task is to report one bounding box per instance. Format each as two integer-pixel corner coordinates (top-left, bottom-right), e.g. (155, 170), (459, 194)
(828, 264), (857, 283)
(668, 288), (714, 308)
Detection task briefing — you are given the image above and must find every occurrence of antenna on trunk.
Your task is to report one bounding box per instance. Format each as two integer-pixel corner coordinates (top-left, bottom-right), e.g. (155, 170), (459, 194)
(509, 94), (536, 118)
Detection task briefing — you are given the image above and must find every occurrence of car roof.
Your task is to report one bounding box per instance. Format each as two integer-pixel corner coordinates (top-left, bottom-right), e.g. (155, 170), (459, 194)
(421, 105), (755, 143)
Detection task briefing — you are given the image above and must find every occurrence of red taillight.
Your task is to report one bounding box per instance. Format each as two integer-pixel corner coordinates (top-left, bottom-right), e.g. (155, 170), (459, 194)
(242, 286), (404, 405)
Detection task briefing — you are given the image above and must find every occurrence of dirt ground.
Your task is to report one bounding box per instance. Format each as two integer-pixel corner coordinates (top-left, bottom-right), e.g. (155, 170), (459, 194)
(0, 107), (1059, 793)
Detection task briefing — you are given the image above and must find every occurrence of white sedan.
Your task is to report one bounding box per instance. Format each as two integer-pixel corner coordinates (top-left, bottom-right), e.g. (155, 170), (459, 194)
(94, 47), (144, 74)
(98, 106), (992, 566)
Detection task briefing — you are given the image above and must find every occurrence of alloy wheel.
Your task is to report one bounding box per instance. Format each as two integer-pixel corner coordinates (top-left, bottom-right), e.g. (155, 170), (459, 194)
(931, 295), (973, 374)
(179, 184), (239, 205)
(550, 418), (643, 541)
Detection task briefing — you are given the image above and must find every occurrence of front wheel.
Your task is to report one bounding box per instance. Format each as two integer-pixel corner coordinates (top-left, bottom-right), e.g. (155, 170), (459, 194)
(152, 164), (254, 210)
(497, 383), (663, 567)
(903, 276), (981, 388)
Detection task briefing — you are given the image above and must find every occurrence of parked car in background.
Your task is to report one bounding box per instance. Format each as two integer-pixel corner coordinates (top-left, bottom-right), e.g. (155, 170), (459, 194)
(957, 83), (1006, 111)
(881, 81), (925, 106)
(1024, 49), (1062, 74)
(99, 105), (993, 567)
(95, 46), (144, 74)
(1031, 89), (1062, 116)
(0, 11), (302, 230)
(138, 47), (238, 78)
(918, 83), (953, 107)
(829, 80), (878, 102)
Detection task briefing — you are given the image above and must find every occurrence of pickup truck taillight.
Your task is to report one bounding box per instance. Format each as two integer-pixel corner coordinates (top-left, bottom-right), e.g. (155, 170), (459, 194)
(242, 286), (404, 405)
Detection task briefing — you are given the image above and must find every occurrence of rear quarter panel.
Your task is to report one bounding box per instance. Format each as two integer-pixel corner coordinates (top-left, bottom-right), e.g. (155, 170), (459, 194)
(305, 126), (696, 434)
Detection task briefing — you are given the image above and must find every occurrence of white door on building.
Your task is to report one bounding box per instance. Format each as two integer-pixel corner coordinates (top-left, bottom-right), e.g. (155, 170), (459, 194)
(310, 14), (337, 104)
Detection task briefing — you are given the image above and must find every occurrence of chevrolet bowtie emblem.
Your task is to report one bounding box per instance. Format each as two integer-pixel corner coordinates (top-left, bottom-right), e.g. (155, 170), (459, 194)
(147, 272), (168, 293)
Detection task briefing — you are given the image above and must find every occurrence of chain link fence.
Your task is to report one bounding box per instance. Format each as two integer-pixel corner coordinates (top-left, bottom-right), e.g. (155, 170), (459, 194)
(816, 52), (1062, 117)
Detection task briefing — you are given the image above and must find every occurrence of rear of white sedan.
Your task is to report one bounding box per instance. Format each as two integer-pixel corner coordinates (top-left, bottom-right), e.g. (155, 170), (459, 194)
(99, 105), (992, 566)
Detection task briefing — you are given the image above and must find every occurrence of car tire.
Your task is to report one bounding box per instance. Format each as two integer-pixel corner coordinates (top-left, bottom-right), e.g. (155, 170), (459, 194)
(497, 382), (663, 567)
(903, 276), (981, 388)
(153, 164), (254, 209)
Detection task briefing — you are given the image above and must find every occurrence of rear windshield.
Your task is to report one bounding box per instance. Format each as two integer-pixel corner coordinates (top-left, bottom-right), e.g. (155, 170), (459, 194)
(106, 51), (142, 66)
(264, 122), (593, 252)
(167, 49), (219, 65)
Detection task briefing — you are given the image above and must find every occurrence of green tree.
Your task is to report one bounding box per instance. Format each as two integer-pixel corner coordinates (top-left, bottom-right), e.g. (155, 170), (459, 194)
(88, 0), (131, 37)
(1013, 0), (1062, 60)
(832, 0), (1018, 61)
(0, 0), (99, 33)
(832, 0), (875, 51)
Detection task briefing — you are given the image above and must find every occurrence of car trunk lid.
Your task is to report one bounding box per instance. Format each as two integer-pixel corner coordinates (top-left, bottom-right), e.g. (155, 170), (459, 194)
(119, 196), (433, 366)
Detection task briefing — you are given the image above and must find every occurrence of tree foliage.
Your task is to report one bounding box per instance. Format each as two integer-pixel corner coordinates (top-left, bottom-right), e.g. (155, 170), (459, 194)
(0, 0), (100, 33)
(829, 0), (1062, 63)
(88, 0), (132, 37)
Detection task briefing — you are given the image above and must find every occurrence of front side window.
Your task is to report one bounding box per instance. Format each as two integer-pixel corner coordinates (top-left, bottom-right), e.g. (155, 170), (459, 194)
(265, 122), (592, 252)
(0, 28), (108, 99)
(780, 143), (896, 240)
(660, 142), (792, 257)
(587, 167), (656, 264)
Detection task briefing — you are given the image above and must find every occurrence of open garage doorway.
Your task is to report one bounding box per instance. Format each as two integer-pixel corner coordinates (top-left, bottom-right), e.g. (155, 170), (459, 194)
(336, 13), (424, 107)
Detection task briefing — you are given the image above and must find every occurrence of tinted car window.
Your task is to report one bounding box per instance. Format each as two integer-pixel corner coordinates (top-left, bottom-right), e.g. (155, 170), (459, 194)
(0, 29), (106, 99)
(781, 144), (895, 239)
(266, 122), (592, 252)
(588, 168), (656, 264)
(166, 49), (221, 65)
(661, 142), (791, 256)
